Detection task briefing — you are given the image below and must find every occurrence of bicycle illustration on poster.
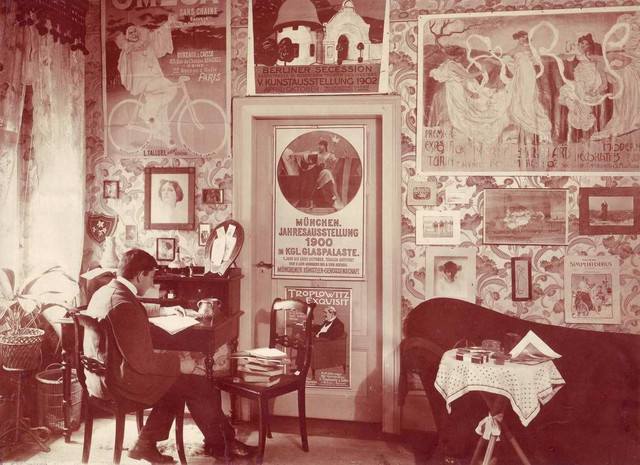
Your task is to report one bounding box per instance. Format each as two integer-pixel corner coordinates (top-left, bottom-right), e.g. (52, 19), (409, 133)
(102, 0), (228, 158)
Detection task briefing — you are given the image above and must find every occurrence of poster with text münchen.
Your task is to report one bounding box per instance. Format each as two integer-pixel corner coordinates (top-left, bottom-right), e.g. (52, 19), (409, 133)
(273, 125), (365, 280)
(286, 286), (351, 388)
(247, 0), (389, 94)
(417, 7), (640, 174)
(102, 0), (227, 158)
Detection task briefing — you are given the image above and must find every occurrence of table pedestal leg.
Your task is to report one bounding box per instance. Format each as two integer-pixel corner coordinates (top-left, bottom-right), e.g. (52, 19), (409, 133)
(502, 421), (532, 465)
(481, 434), (498, 465)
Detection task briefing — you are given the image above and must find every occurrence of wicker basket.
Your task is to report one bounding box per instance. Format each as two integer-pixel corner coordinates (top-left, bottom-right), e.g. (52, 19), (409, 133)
(0, 328), (44, 370)
(35, 364), (82, 433)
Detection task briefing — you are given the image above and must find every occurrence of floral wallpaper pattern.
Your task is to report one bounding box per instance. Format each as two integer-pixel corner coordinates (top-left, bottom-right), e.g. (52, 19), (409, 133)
(84, 0), (639, 336)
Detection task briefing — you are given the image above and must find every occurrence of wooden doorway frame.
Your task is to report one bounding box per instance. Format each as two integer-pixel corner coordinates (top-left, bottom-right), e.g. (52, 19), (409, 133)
(232, 95), (402, 433)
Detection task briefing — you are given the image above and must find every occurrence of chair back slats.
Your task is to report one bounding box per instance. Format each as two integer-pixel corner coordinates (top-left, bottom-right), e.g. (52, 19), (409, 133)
(268, 298), (316, 377)
(70, 308), (109, 393)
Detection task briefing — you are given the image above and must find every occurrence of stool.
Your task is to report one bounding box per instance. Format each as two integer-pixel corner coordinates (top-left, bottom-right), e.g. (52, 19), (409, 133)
(0, 366), (51, 453)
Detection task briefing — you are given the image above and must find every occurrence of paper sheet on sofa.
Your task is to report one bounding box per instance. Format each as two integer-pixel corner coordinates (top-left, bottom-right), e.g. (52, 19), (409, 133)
(509, 330), (561, 364)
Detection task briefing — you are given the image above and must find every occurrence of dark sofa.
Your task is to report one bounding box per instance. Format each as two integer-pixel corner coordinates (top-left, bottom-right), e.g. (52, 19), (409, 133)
(399, 298), (640, 465)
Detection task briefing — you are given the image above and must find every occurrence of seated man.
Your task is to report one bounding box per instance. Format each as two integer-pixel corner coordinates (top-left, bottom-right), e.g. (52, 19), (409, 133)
(84, 248), (255, 463)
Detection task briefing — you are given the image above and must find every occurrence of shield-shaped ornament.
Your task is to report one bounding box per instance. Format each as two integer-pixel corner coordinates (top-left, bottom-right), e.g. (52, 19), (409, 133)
(86, 213), (118, 243)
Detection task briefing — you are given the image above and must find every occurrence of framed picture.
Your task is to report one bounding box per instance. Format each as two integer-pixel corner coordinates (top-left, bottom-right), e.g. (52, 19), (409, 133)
(511, 257), (532, 301)
(124, 224), (138, 245)
(156, 238), (176, 262)
(145, 167), (195, 230)
(564, 255), (620, 324)
(103, 180), (120, 199)
(425, 246), (476, 303)
(578, 187), (640, 235)
(407, 177), (437, 207)
(483, 189), (568, 246)
(202, 188), (224, 204)
(416, 210), (461, 245)
(198, 223), (212, 246)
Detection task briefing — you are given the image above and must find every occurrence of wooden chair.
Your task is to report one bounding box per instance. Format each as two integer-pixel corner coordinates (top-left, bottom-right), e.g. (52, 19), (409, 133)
(216, 298), (316, 465)
(71, 311), (187, 464)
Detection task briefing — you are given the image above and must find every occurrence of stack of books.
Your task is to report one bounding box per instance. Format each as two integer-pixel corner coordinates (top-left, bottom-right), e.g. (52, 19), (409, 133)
(231, 348), (288, 387)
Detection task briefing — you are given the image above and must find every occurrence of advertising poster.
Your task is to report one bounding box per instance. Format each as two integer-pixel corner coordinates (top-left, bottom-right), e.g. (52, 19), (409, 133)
(102, 0), (227, 158)
(248, 0), (389, 94)
(417, 7), (640, 174)
(286, 286), (351, 388)
(273, 125), (365, 280)
(564, 256), (620, 325)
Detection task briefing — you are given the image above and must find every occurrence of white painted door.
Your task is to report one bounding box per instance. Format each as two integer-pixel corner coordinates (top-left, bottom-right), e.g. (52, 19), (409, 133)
(245, 116), (382, 422)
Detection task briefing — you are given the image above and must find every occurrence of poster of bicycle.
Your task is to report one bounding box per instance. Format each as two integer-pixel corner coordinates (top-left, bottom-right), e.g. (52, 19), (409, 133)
(247, 0), (389, 95)
(273, 125), (366, 280)
(102, 0), (228, 158)
(417, 7), (640, 174)
(564, 255), (620, 325)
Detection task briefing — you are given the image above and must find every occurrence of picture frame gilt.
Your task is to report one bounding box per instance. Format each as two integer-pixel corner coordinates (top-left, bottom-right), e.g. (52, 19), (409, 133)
(145, 167), (195, 230)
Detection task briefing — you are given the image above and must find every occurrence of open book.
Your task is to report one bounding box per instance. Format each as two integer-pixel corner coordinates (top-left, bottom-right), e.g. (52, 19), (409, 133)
(509, 330), (561, 364)
(149, 315), (200, 335)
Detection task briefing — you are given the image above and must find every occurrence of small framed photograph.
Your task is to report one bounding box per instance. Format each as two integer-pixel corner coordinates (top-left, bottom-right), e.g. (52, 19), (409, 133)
(103, 180), (120, 199)
(198, 223), (212, 246)
(511, 257), (532, 301)
(416, 210), (461, 245)
(407, 177), (437, 207)
(124, 224), (138, 245)
(578, 187), (640, 235)
(483, 189), (568, 246)
(156, 237), (176, 262)
(425, 246), (476, 303)
(202, 188), (225, 204)
(564, 255), (620, 324)
(145, 167), (195, 230)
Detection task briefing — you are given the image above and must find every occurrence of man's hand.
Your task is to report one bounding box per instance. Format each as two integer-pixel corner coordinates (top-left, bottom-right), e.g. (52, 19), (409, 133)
(167, 13), (180, 27)
(179, 356), (197, 374)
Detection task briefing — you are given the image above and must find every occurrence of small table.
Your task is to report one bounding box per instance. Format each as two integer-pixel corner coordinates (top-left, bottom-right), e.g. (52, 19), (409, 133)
(435, 349), (565, 465)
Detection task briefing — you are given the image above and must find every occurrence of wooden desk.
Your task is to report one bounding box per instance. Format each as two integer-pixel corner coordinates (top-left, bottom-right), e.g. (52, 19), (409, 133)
(58, 311), (243, 442)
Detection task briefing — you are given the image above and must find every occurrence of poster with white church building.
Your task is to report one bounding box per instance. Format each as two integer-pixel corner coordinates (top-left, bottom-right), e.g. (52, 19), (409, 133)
(248, 0), (389, 94)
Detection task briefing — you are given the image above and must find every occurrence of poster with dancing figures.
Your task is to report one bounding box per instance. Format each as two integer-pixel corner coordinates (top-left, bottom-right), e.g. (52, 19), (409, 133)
(102, 0), (227, 158)
(247, 0), (389, 94)
(273, 125), (365, 280)
(417, 7), (640, 174)
(564, 256), (620, 325)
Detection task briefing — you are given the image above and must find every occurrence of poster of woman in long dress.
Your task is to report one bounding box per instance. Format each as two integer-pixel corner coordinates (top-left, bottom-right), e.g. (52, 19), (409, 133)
(417, 7), (640, 174)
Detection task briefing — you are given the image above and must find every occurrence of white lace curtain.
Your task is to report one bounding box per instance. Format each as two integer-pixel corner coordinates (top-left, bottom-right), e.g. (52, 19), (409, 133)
(0, 4), (85, 285)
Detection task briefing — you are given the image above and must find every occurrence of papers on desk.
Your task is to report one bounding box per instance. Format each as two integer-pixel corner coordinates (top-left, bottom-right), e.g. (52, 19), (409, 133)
(149, 315), (200, 335)
(509, 330), (561, 364)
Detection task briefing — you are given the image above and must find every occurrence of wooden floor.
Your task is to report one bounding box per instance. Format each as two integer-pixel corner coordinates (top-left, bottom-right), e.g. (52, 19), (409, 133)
(1, 415), (439, 465)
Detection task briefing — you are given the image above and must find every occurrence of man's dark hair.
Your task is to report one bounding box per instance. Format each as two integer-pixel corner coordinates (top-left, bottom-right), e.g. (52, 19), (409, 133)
(118, 248), (158, 279)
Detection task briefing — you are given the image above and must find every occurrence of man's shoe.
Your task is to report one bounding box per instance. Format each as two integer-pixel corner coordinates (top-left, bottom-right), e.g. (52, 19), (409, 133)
(129, 439), (176, 463)
(204, 439), (257, 458)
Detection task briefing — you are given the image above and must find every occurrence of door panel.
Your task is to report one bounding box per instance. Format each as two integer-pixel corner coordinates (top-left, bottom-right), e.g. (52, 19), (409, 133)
(250, 117), (381, 422)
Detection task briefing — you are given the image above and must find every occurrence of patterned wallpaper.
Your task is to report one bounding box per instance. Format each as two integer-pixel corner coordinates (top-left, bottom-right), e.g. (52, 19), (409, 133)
(83, 0), (640, 335)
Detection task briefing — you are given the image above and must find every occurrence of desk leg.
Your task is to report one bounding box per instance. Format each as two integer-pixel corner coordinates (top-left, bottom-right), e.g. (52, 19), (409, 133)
(229, 337), (239, 422)
(205, 352), (214, 381)
(61, 345), (72, 443)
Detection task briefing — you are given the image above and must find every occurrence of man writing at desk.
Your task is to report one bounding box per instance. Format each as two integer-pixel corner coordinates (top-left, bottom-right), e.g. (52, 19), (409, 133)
(85, 248), (255, 463)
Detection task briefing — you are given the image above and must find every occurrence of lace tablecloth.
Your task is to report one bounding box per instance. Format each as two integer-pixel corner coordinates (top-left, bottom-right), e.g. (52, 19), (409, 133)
(434, 349), (565, 426)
